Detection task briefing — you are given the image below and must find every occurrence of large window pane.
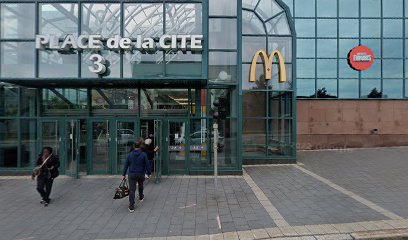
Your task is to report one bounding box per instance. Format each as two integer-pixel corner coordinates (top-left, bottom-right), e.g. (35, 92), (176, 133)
(361, 0), (381, 17)
(297, 39), (315, 58)
(361, 60), (381, 78)
(243, 11), (265, 34)
(165, 52), (202, 77)
(268, 37), (292, 62)
(295, 19), (315, 37)
(242, 36), (267, 63)
(339, 19), (359, 38)
(21, 88), (37, 117)
(124, 51), (163, 78)
(361, 79), (381, 98)
(297, 59), (315, 78)
(297, 79), (315, 98)
(383, 19), (403, 38)
(317, 39), (337, 58)
(339, 79), (359, 98)
(0, 119), (18, 168)
(209, 19), (237, 49)
(40, 4), (78, 37)
(257, 0), (284, 20)
(210, 0), (236, 16)
(339, 0), (359, 17)
(317, 19), (337, 38)
(383, 59), (403, 78)
(361, 39), (381, 59)
(294, 0), (315, 17)
(266, 14), (290, 35)
(383, 39), (403, 58)
(243, 118), (266, 145)
(1, 3), (35, 39)
(361, 19), (381, 38)
(339, 59), (359, 78)
(383, 0), (403, 17)
(81, 4), (120, 38)
(166, 4), (202, 35)
(92, 89), (138, 113)
(42, 88), (87, 111)
(140, 89), (193, 116)
(124, 3), (163, 38)
(317, 0), (337, 17)
(209, 52), (237, 83)
(316, 79), (337, 98)
(339, 39), (359, 58)
(317, 59), (337, 78)
(383, 79), (403, 98)
(39, 51), (78, 78)
(243, 91), (266, 117)
(21, 119), (37, 168)
(0, 85), (18, 116)
(0, 42), (35, 78)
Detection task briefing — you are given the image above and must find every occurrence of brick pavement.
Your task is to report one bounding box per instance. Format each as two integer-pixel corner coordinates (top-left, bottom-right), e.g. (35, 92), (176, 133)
(1, 147), (408, 240)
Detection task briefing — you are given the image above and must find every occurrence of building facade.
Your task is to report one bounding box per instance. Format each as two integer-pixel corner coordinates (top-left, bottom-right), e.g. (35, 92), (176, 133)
(2, 0), (406, 176)
(0, 0), (295, 176)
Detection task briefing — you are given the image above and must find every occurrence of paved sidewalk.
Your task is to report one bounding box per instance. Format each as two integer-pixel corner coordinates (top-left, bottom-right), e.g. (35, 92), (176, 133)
(1, 147), (408, 240)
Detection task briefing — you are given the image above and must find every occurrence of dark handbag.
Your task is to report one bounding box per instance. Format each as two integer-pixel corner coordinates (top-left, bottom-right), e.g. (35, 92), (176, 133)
(113, 179), (129, 199)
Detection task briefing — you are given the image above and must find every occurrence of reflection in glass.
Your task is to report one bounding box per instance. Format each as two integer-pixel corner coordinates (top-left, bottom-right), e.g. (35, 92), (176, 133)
(1, 4), (35, 39)
(39, 51), (78, 78)
(361, 60), (380, 79)
(92, 89), (138, 113)
(165, 52), (202, 77)
(361, 19), (381, 38)
(297, 39), (315, 58)
(383, 19), (403, 38)
(383, 0), (403, 17)
(297, 59), (315, 78)
(317, 0), (337, 17)
(361, 39), (381, 59)
(0, 120), (18, 167)
(21, 120), (37, 168)
(266, 14), (290, 35)
(268, 37), (292, 62)
(0, 42), (35, 78)
(124, 51), (163, 78)
(383, 59), (403, 78)
(209, 0), (237, 16)
(209, 19), (237, 49)
(242, 36), (267, 63)
(295, 0), (315, 17)
(0, 86), (18, 116)
(141, 89), (194, 116)
(317, 19), (337, 37)
(243, 91), (266, 117)
(339, 79), (359, 98)
(124, 3), (163, 38)
(317, 59), (337, 78)
(82, 4), (120, 38)
(92, 121), (110, 173)
(316, 79), (337, 98)
(42, 88), (87, 111)
(339, 0), (359, 17)
(41, 121), (59, 156)
(339, 59), (359, 78)
(339, 39), (359, 58)
(190, 119), (208, 167)
(243, 11), (265, 34)
(361, 0), (381, 17)
(297, 79), (316, 98)
(209, 52), (237, 83)
(166, 4), (202, 35)
(40, 4), (78, 37)
(295, 19), (315, 37)
(361, 79), (381, 98)
(317, 39), (337, 58)
(168, 121), (186, 173)
(21, 88), (37, 117)
(339, 19), (359, 38)
(257, 0), (283, 20)
(383, 80), (403, 98)
(117, 122), (136, 174)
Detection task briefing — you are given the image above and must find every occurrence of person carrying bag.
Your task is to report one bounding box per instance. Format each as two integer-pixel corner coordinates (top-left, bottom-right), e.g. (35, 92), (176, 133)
(33, 147), (60, 207)
(122, 138), (151, 213)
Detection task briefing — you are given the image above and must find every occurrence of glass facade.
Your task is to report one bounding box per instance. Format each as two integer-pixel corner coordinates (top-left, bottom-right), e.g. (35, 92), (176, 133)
(0, 0), (296, 174)
(283, 0), (408, 98)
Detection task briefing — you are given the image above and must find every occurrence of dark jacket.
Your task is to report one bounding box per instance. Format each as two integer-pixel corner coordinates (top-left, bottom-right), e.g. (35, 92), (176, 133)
(122, 149), (151, 177)
(36, 154), (60, 179)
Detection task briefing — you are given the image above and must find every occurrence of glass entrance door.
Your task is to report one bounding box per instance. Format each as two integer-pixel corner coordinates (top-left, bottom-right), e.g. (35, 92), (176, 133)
(167, 120), (189, 174)
(65, 120), (79, 178)
(40, 120), (60, 156)
(91, 120), (111, 174)
(116, 120), (137, 174)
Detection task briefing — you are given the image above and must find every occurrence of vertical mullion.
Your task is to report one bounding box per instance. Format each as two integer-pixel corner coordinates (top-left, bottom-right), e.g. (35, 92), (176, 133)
(337, 0), (340, 98)
(163, 1), (166, 77)
(314, 0), (317, 98)
(358, 0), (361, 98)
(35, 2), (39, 78)
(120, 1), (124, 79)
(380, 0), (383, 95)
(78, 1), (82, 78)
(403, 0), (406, 98)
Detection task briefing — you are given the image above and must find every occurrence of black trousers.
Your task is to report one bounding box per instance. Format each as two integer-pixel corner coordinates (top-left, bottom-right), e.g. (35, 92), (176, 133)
(128, 175), (145, 208)
(36, 176), (54, 202)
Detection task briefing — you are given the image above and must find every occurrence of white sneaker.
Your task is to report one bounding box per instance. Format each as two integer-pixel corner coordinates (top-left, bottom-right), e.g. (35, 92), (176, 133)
(145, 174), (149, 179)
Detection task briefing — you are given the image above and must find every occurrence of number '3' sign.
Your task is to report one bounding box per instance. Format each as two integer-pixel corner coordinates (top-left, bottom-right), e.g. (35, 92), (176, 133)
(89, 54), (107, 75)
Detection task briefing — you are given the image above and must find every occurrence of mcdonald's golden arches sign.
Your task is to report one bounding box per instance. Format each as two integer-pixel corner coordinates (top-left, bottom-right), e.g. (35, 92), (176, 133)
(249, 50), (287, 83)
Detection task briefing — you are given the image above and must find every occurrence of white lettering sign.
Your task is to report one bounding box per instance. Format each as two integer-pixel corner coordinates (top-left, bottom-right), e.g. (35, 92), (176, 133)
(35, 34), (203, 51)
